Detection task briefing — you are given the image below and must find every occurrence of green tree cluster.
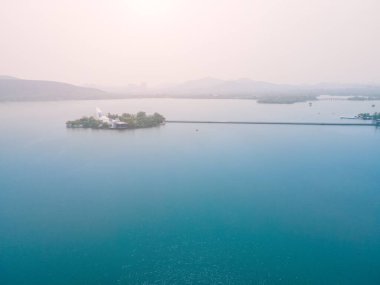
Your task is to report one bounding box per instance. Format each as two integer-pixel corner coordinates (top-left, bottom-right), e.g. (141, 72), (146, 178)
(358, 112), (380, 120)
(66, 116), (109, 128)
(118, 112), (165, 128)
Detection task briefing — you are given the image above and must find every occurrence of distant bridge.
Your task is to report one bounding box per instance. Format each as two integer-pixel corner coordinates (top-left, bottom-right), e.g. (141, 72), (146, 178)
(166, 120), (377, 127)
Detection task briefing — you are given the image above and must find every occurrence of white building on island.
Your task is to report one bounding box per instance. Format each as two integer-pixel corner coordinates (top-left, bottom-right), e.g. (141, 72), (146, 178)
(96, 108), (128, 129)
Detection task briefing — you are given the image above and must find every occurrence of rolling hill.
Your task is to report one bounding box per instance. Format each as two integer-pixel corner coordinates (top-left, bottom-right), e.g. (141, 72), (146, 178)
(1, 76), (379, 103)
(0, 77), (110, 101)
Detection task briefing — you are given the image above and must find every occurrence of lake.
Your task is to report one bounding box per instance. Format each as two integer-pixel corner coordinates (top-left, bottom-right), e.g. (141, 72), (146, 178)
(0, 99), (379, 284)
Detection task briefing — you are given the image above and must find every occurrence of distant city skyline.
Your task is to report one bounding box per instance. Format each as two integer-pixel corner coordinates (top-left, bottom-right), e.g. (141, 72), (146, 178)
(1, 0), (379, 86)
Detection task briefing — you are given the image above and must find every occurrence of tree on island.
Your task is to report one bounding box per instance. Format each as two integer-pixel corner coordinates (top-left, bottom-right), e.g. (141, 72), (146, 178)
(358, 112), (380, 120)
(66, 116), (108, 128)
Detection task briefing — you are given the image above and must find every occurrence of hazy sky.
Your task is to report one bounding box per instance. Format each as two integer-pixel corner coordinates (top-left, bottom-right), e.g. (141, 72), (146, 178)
(1, 0), (379, 86)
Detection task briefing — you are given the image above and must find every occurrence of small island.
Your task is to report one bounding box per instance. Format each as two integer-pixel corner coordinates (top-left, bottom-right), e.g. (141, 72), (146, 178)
(66, 108), (165, 129)
(256, 95), (317, 104)
(356, 112), (380, 126)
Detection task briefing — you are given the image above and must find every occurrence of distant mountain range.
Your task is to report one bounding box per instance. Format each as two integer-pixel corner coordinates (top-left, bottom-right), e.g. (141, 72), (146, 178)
(1, 76), (380, 102)
(155, 78), (303, 97)
(0, 76), (110, 101)
(154, 77), (380, 98)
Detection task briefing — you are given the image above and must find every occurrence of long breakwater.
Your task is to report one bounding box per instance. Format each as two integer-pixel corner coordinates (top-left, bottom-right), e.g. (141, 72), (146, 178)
(166, 120), (376, 127)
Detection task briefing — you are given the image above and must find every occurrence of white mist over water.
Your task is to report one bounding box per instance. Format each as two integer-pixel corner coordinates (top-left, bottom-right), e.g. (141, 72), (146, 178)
(0, 99), (378, 124)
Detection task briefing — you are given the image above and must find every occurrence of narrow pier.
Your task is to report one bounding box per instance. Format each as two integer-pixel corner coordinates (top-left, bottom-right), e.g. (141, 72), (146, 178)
(166, 120), (376, 127)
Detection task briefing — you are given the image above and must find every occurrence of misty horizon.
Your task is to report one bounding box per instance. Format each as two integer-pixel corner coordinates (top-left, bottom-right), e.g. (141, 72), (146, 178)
(1, 0), (380, 87)
(2, 75), (380, 90)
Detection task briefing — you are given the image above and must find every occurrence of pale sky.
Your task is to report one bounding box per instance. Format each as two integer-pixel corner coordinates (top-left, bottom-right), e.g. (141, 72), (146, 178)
(0, 0), (379, 86)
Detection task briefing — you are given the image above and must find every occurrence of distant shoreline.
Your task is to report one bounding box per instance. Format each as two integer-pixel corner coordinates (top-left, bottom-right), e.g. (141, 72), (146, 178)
(2, 77), (380, 104)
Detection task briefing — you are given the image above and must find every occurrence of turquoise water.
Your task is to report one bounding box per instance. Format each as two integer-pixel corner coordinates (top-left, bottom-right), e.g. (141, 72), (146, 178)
(1, 99), (380, 284)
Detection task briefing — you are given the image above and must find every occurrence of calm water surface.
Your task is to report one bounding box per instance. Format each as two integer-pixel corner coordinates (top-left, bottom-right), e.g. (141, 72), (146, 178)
(0, 99), (380, 285)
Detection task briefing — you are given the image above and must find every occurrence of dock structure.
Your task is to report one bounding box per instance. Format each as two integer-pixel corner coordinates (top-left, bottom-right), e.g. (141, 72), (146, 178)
(166, 120), (376, 127)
